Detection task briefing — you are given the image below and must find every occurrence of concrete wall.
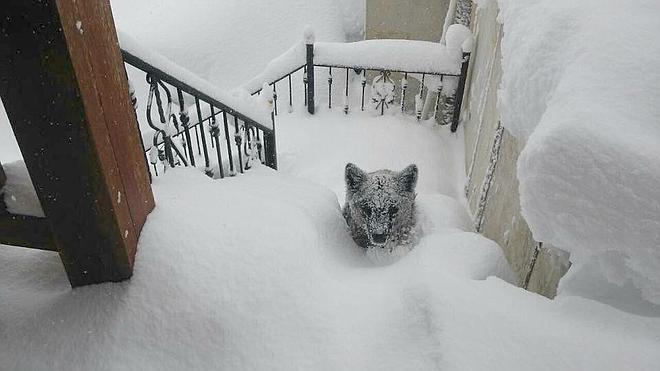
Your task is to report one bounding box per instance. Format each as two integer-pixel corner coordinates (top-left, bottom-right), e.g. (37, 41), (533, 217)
(366, 0), (450, 42)
(460, 2), (570, 298)
(365, 0), (451, 114)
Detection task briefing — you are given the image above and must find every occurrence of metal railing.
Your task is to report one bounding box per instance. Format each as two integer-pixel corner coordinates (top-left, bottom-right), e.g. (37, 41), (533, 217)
(122, 49), (277, 179)
(248, 40), (471, 132)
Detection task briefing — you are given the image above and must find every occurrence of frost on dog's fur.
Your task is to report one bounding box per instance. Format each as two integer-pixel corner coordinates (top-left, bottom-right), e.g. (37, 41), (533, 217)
(342, 163), (418, 250)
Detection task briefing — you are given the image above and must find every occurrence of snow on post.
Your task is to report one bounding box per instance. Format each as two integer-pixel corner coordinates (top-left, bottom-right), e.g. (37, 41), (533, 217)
(303, 25), (315, 45)
(445, 24), (473, 54)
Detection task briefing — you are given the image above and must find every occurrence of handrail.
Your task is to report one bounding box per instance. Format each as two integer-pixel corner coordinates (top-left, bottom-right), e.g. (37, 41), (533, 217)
(240, 28), (472, 129)
(122, 50), (273, 134)
(119, 32), (277, 178)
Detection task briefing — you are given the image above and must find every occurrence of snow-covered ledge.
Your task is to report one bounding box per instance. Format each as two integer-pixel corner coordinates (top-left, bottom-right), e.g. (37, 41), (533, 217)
(498, 0), (660, 312)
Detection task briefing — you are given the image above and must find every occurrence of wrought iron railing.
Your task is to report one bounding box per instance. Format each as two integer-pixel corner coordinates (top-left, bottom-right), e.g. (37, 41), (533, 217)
(245, 33), (471, 132)
(120, 39), (277, 179)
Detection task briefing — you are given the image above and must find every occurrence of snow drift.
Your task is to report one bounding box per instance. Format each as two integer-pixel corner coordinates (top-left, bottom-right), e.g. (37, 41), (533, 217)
(497, 0), (660, 310)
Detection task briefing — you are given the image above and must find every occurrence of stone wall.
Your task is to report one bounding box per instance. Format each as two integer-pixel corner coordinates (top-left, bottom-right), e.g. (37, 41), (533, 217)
(460, 1), (570, 298)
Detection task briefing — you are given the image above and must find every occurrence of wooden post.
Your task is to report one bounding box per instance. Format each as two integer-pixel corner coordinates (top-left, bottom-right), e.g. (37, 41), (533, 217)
(0, 0), (155, 286)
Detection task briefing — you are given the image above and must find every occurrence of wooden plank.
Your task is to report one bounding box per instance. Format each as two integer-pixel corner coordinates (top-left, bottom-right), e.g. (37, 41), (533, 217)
(0, 0), (154, 286)
(0, 213), (57, 252)
(56, 0), (156, 254)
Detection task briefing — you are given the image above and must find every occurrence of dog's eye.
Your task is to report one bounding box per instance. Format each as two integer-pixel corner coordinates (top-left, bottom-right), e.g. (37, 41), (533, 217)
(362, 206), (372, 216)
(388, 206), (398, 217)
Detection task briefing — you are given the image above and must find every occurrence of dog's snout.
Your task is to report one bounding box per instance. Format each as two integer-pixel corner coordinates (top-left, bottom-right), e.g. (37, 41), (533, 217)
(372, 233), (387, 245)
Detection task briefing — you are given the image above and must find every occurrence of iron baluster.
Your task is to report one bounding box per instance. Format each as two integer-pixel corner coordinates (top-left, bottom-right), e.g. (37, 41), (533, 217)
(344, 67), (349, 114)
(288, 73), (293, 110)
(400, 72), (408, 113)
(194, 124), (201, 155)
(303, 65), (308, 107)
(194, 97), (212, 176)
(209, 105), (224, 178)
(305, 41), (315, 114)
(416, 73), (426, 121)
(255, 129), (263, 163)
(328, 67), (333, 109)
(209, 106), (215, 149)
(360, 70), (366, 111)
(177, 88), (194, 165)
(234, 116), (244, 174)
(434, 76), (445, 125)
(222, 111), (236, 176)
(264, 111), (277, 169)
(146, 74), (175, 168)
(371, 70), (395, 116)
(272, 83), (278, 115)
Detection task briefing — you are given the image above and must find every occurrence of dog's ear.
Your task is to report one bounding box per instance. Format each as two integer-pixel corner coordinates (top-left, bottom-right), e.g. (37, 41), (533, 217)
(398, 164), (418, 193)
(345, 163), (367, 194)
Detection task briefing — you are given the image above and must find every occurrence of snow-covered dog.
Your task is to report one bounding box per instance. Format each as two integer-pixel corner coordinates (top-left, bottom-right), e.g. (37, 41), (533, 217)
(342, 163), (418, 250)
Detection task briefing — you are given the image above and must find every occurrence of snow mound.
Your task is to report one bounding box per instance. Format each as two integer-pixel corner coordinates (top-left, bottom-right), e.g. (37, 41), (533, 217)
(0, 99), (21, 162)
(1, 160), (44, 217)
(110, 0), (349, 89)
(497, 0), (660, 309)
(314, 38), (469, 75)
(0, 167), (506, 370)
(3, 166), (660, 369)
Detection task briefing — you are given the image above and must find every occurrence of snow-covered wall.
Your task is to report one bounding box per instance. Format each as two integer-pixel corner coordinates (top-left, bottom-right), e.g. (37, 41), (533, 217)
(496, 0), (660, 313)
(461, 0), (569, 298)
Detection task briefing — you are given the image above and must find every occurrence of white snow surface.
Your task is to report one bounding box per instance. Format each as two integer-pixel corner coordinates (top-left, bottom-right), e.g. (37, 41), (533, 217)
(314, 39), (460, 75)
(240, 41), (306, 94)
(3, 110), (660, 369)
(497, 0), (660, 310)
(1, 160), (44, 217)
(241, 25), (471, 95)
(118, 31), (272, 128)
(110, 0), (352, 89)
(0, 99), (21, 163)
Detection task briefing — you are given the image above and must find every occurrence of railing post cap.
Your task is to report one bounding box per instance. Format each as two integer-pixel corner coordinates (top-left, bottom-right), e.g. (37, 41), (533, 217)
(261, 82), (274, 112)
(445, 24), (472, 53)
(303, 25), (315, 45)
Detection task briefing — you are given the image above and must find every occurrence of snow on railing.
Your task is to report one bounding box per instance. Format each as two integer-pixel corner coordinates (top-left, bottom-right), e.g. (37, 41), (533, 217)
(118, 31), (277, 178)
(241, 24), (473, 131)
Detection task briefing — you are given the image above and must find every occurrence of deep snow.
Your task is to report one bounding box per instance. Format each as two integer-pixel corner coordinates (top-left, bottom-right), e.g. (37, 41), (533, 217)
(2, 0), (660, 368)
(496, 0), (660, 313)
(3, 111), (660, 370)
(110, 0), (355, 89)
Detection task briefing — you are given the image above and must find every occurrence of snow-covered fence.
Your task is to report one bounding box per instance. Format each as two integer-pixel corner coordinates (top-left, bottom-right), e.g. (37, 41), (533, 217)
(243, 25), (472, 132)
(119, 32), (277, 179)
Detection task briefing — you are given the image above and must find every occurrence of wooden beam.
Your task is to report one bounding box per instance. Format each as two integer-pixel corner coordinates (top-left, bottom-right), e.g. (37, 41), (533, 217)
(0, 0), (154, 286)
(0, 213), (57, 252)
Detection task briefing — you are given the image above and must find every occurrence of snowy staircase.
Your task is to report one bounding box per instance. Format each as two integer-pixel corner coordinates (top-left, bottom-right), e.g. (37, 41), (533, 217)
(119, 32), (277, 179)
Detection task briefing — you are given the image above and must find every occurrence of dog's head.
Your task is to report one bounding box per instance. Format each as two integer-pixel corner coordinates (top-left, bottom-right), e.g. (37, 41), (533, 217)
(344, 163), (418, 248)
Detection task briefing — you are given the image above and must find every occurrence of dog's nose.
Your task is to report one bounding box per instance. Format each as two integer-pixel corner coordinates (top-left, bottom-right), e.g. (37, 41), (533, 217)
(372, 233), (387, 245)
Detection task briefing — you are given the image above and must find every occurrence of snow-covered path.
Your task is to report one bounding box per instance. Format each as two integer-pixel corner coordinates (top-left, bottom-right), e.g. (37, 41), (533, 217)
(276, 109), (465, 202)
(3, 111), (660, 370)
